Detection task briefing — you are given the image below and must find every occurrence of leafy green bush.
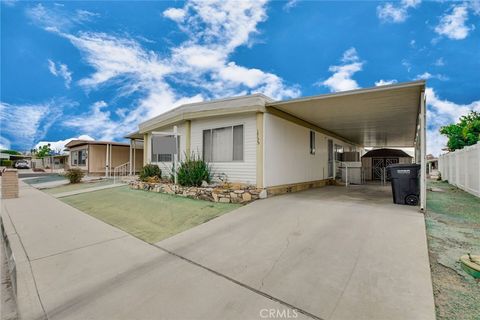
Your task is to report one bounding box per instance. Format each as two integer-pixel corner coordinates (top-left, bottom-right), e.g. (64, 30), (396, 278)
(0, 159), (12, 167)
(64, 168), (85, 183)
(139, 164), (162, 181)
(176, 154), (211, 187)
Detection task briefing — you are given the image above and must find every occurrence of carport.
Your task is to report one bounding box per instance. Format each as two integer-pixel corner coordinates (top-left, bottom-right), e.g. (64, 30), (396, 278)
(266, 80), (427, 210)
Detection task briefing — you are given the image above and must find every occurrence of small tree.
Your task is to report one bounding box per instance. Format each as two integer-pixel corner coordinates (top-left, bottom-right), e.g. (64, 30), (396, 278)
(33, 144), (53, 158)
(440, 111), (480, 151)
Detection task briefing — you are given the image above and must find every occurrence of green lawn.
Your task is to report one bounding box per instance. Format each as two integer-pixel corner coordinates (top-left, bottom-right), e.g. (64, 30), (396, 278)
(61, 186), (241, 243)
(43, 180), (113, 194)
(426, 180), (480, 320)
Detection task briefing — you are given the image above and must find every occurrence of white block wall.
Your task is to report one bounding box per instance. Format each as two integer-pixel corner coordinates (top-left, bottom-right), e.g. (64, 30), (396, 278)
(439, 142), (480, 197)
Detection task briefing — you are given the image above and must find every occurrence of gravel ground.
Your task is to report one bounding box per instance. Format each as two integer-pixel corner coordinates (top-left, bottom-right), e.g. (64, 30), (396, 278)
(426, 180), (480, 320)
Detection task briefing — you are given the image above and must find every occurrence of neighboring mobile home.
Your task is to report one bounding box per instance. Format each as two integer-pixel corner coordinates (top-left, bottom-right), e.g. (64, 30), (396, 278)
(65, 140), (143, 176)
(127, 80), (427, 209)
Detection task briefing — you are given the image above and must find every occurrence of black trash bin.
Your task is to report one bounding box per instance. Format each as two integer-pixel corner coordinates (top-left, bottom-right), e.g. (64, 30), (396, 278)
(387, 164), (421, 206)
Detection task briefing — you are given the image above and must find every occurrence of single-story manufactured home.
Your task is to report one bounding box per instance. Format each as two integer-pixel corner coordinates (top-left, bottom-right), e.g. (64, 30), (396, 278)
(127, 80), (427, 210)
(65, 140), (143, 176)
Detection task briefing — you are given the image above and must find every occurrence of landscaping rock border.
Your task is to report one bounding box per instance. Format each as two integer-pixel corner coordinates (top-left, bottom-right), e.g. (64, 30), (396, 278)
(129, 180), (266, 204)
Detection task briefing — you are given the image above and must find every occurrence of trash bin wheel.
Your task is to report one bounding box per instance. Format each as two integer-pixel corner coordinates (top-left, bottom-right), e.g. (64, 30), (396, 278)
(405, 194), (419, 206)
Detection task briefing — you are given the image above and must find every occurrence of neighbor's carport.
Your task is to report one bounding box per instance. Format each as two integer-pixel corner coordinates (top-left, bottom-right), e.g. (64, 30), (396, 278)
(266, 80), (427, 210)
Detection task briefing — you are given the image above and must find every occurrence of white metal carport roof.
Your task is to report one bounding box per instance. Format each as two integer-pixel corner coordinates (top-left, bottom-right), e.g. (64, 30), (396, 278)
(267, 80), (425, 147)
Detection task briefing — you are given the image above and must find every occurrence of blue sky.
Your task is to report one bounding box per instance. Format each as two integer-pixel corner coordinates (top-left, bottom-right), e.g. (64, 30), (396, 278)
(1, 0), (479, 155)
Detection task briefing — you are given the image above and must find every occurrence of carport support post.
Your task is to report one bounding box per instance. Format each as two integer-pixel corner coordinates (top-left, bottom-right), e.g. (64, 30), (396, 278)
(105, 144), (109, 178)
(129, 140), (133, 176)
(420, 91), (427, 212)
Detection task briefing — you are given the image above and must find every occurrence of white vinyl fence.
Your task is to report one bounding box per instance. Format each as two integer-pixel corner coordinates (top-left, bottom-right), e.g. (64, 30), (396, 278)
(438, 142), (480, 197)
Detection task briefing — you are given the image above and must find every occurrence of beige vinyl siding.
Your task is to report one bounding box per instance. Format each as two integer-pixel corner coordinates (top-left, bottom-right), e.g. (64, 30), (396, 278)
(264, 113), (357, 187)
(69, 144), (142, 175)
(89, 145), (106, 173)
(190, 114), (257, 185)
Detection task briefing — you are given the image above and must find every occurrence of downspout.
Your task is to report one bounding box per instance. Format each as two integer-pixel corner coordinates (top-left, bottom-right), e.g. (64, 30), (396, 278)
(109, 144), (112, 178)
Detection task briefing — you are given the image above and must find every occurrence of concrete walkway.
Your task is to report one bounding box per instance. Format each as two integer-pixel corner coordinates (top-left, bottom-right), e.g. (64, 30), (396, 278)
(1, 182), (307, 320)
(53, 183), (126, 198)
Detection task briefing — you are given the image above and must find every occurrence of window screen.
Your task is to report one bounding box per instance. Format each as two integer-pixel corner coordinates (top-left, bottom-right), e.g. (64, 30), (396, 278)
(151, 135), (179, 163)
(233, 125), (244, 161)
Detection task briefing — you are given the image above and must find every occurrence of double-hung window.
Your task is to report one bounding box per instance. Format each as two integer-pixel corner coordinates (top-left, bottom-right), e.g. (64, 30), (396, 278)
(203, 125), (244, 162)
(71, 149), (86, 166)
(78, 150), (86, 165)
(71, 151), (78, 165)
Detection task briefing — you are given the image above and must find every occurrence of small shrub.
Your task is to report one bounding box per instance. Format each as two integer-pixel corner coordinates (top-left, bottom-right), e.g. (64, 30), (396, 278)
(0, 159), (12, 167)
(176, 153), (211, 187)
(64, 168), (85, 183)
(139, 164), (162, 182)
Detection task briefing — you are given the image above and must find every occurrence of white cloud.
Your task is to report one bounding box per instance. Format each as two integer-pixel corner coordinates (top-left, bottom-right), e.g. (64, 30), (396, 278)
(414, 72), (449, 81)
(319, 47), (364, 92)
(35, 135), (94, 154)
(1, 0), (17, 7)
(63, 101), (119, 141)
(435, 5), (472, 40)
(426, 87), (480, 155)
(433, 57), (445, 66)
(283, 0), (299, 11)
(48, 59), (72, 88)
(25, 3), (98, 31)
(163, 8), (186, 22)
(377, 0), (421, 23)
(0, 101), (65, 150)
(0, 137), (11, 150)
(470, 0), (480, 15)
(402, 59), (412, 72)
(375, 79), (398, 86)
(25, 0), (299, 146)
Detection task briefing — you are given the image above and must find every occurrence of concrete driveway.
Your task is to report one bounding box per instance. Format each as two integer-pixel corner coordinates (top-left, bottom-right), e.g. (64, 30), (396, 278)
(3, 182), (435, 320)
(158, 185), (436, 320)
